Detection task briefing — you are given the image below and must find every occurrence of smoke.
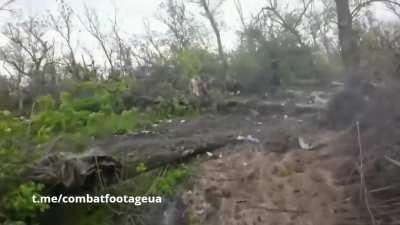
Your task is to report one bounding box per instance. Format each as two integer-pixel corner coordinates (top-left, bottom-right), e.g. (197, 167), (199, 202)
(326, 67), (400, 223)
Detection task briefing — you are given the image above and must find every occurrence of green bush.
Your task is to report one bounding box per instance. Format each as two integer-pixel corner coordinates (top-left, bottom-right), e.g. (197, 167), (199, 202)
(0, 111), (30, 187)
(231, 31), (331, 93)
(3, 182), (49, 222)
(0, 79), (199, 223)
(177, 48), (203, 78)
(150, 166), (190, 195)
(84, 110), (147, 137)
(35, 96), (55, 112)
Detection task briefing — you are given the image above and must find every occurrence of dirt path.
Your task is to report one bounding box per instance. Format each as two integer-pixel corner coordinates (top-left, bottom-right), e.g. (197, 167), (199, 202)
(96, 85), (359, 225)
(183, 133), (358, 225)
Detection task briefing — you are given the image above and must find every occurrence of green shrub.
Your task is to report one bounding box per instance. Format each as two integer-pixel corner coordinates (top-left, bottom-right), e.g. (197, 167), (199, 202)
(153, 98), (197, 118)
(150, 166), (190, 195)
(85, 110), (146, 137)
(35, 95), (55, 112)
(3, 182), (49, 222)
(0, 111), (30, 187)
(177, 48), (203, 78)
(136, 162), (147, 174)
(232, 32), (330, 93)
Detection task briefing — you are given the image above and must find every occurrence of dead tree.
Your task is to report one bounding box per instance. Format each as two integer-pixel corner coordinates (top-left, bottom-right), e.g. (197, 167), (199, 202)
(253, 0), (314, 48)
(386, 2), (400, 19)
(334, 0), (400, 72)
(0, 17), (55, 110)
(110, 8), (134, 78)
(0, 43), (26, 111)
(302, 0), (337, 54)
(157, 0), (201, 52)
(234, 0), (247, 30)
(143, 19), (168, 63)
(49, 0), (82, 80)
(191, 0), (228, 77)
(351, 0), (400, 18)
(130, 38), (155, 68)
(1, 18), (53, 95)
(335, 0), (360, 72)
(0, 0), (15, 13)
(111, 23), (133, 78)
(81, 6), (116, 79)
(318, 1), (339, 58)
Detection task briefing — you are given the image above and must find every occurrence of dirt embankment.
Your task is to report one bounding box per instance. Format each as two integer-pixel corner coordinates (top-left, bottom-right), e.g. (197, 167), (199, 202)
(182, 130), (360, 225)
(34, 84), (366, 225)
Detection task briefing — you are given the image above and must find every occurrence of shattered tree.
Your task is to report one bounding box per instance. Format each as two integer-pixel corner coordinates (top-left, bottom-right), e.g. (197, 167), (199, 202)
(335, 0), (360, 72)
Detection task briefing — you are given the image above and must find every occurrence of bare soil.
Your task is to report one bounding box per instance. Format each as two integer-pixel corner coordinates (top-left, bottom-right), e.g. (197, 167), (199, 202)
(182, 129), (361, 225)
(97, 84), (364, 225)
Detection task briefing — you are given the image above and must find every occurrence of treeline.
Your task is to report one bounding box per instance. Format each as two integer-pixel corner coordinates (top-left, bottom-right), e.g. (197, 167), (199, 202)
(0, 0), (398, 112)
(0, 0), (400, 224)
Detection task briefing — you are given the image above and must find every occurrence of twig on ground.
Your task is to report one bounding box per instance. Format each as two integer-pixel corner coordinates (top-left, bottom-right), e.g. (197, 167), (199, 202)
(356, 121), (377, 225)
(95, 156), (105, 190)
(244, 205), (308, 214)
(236, 201), (308, 214)
(384, 155), (400, 167)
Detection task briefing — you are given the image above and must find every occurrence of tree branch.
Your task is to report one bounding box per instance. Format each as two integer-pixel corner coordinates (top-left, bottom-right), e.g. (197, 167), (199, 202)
(0, 0), (15, 12)
(351, 0), (400, 18)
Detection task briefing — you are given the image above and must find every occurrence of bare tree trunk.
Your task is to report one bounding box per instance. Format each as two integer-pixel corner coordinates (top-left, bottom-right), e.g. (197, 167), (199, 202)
(200, 0), (228, 77)
(335, 0), (360, 72)
(16, 72), (23, 112)
(17, 91), (23, 112)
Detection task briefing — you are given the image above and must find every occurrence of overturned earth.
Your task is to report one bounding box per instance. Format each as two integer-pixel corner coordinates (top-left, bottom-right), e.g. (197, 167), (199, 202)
(29, 76), (400, 225)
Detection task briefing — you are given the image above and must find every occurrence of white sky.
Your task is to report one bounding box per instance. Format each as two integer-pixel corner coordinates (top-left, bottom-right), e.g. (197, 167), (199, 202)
(0, 0), (398, 58)
(1, 0), (268, 50)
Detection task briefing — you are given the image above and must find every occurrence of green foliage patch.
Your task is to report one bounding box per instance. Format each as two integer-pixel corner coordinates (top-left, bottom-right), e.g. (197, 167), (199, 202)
(2, 182), (49, 223)
(0, 80), (197, 224)
(149, 166), (190, 195)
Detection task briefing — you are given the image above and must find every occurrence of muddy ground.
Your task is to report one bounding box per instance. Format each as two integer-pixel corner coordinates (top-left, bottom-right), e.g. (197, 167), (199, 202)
(84, 82), (373, 225)
(182, 130), (360, 225)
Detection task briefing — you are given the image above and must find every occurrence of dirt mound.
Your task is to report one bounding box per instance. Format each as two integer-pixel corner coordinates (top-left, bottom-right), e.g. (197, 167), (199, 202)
(325, 70), (400, 130)
(324, 71), (400, 224)
(183, 140), (357, 225)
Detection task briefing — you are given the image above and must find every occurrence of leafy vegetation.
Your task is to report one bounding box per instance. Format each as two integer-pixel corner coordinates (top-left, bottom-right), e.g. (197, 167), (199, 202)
(0, 0), (399, 224)
(0, 79), (197, 224)
(149, 166), (190, 195)
(3, 183), (49, 223)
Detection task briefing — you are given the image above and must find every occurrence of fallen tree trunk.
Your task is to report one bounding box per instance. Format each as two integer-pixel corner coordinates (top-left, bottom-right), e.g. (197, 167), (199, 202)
(28, 148), (122, 190)
(116, 133), (238, 178)
(29, 133), (239, 190)
(217, 99), (326, 115)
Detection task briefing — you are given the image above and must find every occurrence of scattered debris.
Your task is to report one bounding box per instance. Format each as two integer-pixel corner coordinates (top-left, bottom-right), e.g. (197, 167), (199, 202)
(298, 136), (325, 151)
(309, 91), (329, 105)
(29, 148), (122, 190)
(250, 109), (260, 117)
(236, 135), (261, 144)
(384, 155), (400, 167)
(286, 89), (304, 97)
(331, 81), (344, 87)
(141, 130), (152, 134)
